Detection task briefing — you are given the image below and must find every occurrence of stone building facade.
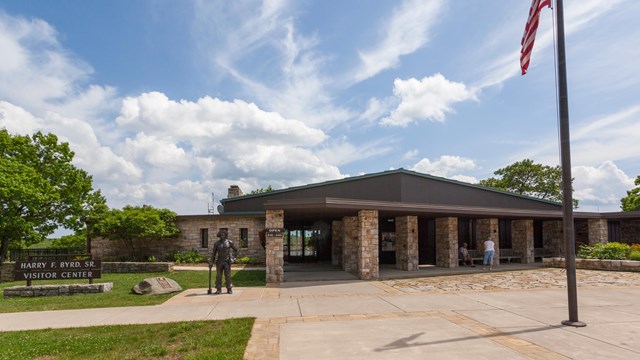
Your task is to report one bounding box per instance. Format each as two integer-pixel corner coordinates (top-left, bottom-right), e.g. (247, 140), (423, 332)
(90, 169), (640, 285)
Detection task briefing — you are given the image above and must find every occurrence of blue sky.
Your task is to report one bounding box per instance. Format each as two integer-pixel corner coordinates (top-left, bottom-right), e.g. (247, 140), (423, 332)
(1, 0), (638, 215)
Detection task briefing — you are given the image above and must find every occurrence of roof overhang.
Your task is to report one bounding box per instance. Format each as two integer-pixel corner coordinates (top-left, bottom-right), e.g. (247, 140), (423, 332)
(263, 197), (569, 220)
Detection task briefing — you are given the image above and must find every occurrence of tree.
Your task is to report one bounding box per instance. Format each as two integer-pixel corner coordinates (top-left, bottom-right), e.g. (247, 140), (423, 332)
(249, 185), (275, 194)
(50, 233), (87, 249)
(621, 176), (640, 211)
(478, 159), (579, 208)
(93, 205), (180, 260)
(0, 129), (105, 266)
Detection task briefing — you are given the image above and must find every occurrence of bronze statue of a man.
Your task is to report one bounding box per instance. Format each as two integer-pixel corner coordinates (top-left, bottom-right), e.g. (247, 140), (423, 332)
(210, 228), (239, 294)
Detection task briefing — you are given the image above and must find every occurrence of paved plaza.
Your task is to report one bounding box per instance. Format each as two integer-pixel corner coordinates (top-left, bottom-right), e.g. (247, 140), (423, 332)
(2, 267), (640, 359)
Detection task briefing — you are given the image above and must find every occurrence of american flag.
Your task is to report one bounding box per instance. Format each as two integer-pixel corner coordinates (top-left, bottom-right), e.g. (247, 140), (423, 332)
(520, 0), (551, 75)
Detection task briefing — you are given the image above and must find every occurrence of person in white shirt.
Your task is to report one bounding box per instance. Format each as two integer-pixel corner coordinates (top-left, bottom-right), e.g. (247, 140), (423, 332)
(483, 238), (495, 271)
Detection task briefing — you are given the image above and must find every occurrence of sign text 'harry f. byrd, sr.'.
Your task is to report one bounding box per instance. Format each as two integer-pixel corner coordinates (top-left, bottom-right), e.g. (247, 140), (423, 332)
(14, 260), (102, 281)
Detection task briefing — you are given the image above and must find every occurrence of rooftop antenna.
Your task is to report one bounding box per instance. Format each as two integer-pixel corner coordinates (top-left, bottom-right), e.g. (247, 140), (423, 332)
(207, 192), (216, 214)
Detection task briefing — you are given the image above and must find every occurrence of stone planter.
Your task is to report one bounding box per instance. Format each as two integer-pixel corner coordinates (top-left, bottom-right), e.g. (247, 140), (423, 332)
(544, 257), (640, 272)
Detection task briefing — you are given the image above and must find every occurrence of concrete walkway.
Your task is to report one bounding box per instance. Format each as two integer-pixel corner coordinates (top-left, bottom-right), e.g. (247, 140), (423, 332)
(2, 268), (640, 359)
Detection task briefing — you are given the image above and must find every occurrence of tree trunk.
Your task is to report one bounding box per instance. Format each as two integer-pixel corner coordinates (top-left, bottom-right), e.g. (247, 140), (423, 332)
(0, 235), (9, 281)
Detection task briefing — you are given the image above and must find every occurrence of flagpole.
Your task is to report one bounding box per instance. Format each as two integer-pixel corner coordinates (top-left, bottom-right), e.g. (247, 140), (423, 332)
(555, 0), (586, 328)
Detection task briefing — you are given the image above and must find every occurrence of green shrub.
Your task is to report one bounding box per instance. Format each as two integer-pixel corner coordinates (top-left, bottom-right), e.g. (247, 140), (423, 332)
(577, 245), (594, 259)
(630, 244), (640, 252)
(165, 249), (206, 264)
(234, 256), (263, 265)
(147, 255), (157, 262)
(628, 250), (640, 261)
(577, 242), (630, 260)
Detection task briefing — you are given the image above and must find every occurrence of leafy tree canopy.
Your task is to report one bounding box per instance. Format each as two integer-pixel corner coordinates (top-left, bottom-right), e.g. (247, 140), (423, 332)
(93, 205), (180, 260)
(621, 176), (640, 211)
(50, 233), (87, 249)
(0, 129), (105, 264)
(249, 185), (274, 194)
(478, 159), (579, 207)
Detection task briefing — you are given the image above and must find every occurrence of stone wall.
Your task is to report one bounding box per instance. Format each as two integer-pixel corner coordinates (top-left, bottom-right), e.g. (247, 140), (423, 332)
(90, 214), (266, 262)
(395, 216), (418, 271)
(621, 219), (640, 244)
(331, 220), (343, 266)
(342, 216), (358, 273)
(544, 257), (640, 272)
(512, 220), (534, 264)
(4, 283), (113, 298)
(435, 217), (458, 268)
(357, 210), (379, 280)
(102, 262), (173, 273)
(209, 216), (266, 261)
(90, 237), (176, 262)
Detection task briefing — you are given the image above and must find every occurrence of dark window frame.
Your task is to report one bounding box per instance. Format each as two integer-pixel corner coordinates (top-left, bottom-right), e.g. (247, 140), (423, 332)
(200, 228), (209, 248)
(240, 228), (249, 248)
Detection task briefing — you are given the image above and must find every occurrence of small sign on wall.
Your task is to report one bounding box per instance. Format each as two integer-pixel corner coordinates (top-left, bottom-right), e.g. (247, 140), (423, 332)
(265, 228), (284, 238)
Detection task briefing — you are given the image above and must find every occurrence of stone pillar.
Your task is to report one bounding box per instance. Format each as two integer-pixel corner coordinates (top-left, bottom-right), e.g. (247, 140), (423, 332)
(395, 216), (419, 271)
(357, 210), (379, 280)
(331, 220), (343, 266)
(512, 220), (534, 263)
(342, 216), (358, 273)
(477, 218), (499, 265)
(265, 210), (284, 284)
(435, 217), (458, 268)
(543, 220), (563, 257)
(588, 219), (608, 246)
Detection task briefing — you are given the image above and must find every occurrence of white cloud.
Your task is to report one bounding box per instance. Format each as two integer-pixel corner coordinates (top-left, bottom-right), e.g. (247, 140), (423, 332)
(194, 0), (353, 129)
(523, 105), (640, 167)
(380, 73), (477, 126)
(0, 11), (116, 117)
(411, 155), (477, 178)
(402, 149), (419, 160)
(573, 161), (634, 211)
(315, 137), (395, 167)
(352, 0), (444, 83)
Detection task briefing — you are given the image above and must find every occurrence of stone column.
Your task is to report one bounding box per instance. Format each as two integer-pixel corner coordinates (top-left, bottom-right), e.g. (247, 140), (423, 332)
(357, 210), (379, 280)
(342, 216), (358, 273)
(477, 218), (499, 265)
(588, 219), (608, 246)
(331, 220), (343, 266)
(512, 220), (534, 263)
(265, 210), (284, 284)
(395, 216), (419, 271)
(435, 217), (458, 268)
(543, 220), (563, 257)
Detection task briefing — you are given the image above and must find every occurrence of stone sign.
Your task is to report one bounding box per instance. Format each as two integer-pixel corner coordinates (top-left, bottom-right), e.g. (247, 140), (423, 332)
(14, 259), (101, 281)
(132, 277), (182, 295)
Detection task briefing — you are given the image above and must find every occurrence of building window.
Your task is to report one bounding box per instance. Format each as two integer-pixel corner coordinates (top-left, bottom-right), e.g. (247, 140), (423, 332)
(240, 228), (249, 248)
(200, 229), (209, 248)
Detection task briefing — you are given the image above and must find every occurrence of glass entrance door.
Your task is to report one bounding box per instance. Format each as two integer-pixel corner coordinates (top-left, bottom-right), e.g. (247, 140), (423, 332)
(284, 229), (319, 263)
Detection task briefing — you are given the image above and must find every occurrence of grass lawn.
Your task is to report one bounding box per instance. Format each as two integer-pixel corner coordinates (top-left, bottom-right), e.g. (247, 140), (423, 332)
(0, 318), (254, 360)
(0, 270), (265, 313)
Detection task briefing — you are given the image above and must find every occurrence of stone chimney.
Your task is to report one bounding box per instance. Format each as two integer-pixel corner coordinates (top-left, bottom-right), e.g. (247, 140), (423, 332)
(227, 185), (244, 198)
